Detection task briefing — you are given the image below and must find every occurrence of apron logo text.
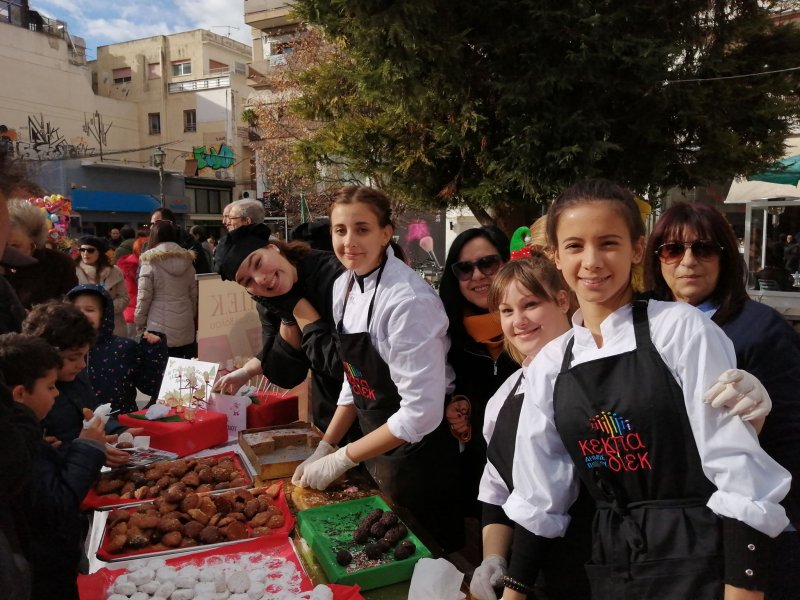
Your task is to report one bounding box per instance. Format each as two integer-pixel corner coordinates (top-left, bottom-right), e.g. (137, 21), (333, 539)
(579, 414), (653, 473)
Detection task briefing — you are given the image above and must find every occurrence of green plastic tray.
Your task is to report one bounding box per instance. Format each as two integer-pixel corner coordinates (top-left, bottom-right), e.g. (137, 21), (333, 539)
(296, 495), (432, 591)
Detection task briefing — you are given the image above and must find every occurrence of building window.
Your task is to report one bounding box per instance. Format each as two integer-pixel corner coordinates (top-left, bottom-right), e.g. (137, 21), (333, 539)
(209, 59), (228, 74)
(192, 188), (228, 215)
(148, 113), (161, 135)
(147, 62), (161, 79)
(184, 109), (197, 132)
(172, 60), (192, 77)
(112, 67), (132, 84)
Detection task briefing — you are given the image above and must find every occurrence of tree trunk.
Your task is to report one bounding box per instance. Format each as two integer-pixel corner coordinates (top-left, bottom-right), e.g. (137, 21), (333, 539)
(463, 199), (546, 237)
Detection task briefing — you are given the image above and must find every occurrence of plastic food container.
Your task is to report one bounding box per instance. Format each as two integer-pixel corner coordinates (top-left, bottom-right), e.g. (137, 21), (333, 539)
(296, 496), (431, 591)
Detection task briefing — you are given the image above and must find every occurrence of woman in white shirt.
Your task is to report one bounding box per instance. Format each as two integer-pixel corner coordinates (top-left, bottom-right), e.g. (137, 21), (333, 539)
(291, 185), (462, 552)
(501, 179), (790, 600)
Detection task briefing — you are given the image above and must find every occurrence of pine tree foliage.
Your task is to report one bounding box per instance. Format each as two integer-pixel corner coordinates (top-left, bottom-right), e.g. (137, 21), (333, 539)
(287, 0), (800, 228)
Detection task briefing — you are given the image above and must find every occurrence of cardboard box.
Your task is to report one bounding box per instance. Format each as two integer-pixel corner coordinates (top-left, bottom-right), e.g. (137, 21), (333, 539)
(238, 421), (323, 480)
(118, 409), (228, 456)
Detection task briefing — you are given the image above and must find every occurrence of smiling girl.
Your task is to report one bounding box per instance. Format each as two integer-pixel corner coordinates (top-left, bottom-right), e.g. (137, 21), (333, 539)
(501, 180), (790, 600)
(470, 254), (593, 600)
(291, 186), (462, 551)
(213, 222), (345, 433)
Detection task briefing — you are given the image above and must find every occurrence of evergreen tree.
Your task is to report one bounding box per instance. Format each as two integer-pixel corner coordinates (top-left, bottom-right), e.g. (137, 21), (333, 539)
(291, 0), (800, 230)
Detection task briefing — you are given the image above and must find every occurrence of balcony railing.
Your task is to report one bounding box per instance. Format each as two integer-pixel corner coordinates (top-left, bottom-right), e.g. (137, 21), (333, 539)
(169, 74), (230, 93)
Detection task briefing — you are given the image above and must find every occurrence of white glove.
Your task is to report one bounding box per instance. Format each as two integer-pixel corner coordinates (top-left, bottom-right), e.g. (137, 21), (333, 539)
(291, 440), (336, 485)
(469, 554), (507, 600)
(214, 368), (252, 394)
(703, 369), (772, 422)
(298, 446), (358, 490)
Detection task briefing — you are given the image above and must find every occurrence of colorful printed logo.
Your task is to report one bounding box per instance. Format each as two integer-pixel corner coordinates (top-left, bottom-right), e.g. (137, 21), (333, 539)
(343, 361), (376, 401)
(577, 410), (652, 473)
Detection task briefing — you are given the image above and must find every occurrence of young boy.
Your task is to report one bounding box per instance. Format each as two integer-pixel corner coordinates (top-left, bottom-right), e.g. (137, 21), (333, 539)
(21, 300), (130, 467)
(0, 333), (106, 600)
(65, 284), (168, 414)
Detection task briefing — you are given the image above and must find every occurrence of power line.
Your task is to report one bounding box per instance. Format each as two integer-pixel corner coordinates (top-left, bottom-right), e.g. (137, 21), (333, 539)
(664, 65), (800, 84)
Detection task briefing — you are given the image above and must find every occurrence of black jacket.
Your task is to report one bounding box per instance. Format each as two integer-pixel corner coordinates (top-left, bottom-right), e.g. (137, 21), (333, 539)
(28, 436), (105, 600)
(0, 392), (40, 600)
(449, 337), (519, 517)
(256, 250), (345, 431)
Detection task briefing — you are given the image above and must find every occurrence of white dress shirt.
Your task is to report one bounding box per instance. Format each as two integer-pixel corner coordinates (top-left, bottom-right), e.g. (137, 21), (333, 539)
(332, 249), (453, 444)
(503, 300), (791, 539)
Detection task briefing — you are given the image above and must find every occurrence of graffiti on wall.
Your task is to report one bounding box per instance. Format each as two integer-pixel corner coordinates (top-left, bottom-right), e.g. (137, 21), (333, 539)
(193, 143), (235, 177)
(0, 113), (99, 160)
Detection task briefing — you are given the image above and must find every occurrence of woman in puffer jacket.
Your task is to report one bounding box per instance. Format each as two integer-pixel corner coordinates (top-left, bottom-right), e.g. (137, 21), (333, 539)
(135, 220), (198, 358)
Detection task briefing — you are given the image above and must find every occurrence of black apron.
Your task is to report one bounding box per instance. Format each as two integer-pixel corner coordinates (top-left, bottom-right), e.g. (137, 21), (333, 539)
(553, 300), (723, 600)
(336, 263), (462, 552)
(487, 373), (593, 600)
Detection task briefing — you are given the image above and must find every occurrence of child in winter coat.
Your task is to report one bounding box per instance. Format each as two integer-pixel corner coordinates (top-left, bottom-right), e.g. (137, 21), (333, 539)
(0, 333), (106, 600)
(66, 284), (169, 414)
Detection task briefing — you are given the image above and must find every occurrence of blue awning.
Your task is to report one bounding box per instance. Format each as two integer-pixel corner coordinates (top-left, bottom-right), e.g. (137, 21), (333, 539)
(71, 190), (161, 213)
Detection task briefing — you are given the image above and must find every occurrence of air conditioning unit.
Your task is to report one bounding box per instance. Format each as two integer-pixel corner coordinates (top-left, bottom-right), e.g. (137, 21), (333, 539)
(240, 190), (256, 200)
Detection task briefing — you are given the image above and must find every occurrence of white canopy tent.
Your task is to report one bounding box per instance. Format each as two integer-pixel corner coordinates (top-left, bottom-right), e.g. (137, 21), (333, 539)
(725, 179), (800, 203)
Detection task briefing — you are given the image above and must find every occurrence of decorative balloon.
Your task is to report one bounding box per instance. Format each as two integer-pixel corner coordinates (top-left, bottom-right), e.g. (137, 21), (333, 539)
(22, 193), (75, 252)
(418, 235), (441, 268)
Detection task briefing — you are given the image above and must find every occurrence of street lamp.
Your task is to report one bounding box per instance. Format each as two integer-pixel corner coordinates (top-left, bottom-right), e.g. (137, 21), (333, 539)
(152, 146), (166, 207)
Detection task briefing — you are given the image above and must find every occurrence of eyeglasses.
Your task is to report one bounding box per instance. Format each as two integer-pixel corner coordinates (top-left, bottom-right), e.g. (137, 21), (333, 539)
(451, 254), (504, 281)
(225, 214), (246, 221)
(655, 240), (723, 263)
(79, 247), (98, 254)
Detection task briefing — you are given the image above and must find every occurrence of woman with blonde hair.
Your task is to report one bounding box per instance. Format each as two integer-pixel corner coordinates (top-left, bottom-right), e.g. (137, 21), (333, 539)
(5, 199), (77, 309)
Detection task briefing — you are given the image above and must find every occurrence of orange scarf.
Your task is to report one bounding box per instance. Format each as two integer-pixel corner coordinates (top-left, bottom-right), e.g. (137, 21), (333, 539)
(463, 313), (504, 361)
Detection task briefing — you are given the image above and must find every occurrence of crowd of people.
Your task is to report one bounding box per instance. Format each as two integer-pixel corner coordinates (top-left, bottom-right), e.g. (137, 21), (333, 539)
(0, 140), (798, 600)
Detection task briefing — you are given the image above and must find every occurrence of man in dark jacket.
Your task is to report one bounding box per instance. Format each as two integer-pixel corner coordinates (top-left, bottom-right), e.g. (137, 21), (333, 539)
(0, 333), (106, 600)
(150, 208), (211, 273)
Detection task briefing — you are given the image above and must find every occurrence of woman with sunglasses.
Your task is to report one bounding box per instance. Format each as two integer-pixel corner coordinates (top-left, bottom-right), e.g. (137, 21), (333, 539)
(644, 202), (800, 599)
(439, 227), (519, 527)
(74, 235), (129, 337)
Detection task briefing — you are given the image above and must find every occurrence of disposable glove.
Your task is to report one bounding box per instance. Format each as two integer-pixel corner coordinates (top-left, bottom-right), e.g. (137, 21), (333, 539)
(298, 446), (358, 490)
(291, 440), (335, 485)
(703, 369), (772, 425)
(214, 368), (252, 395)
(469, 554), (507, 600)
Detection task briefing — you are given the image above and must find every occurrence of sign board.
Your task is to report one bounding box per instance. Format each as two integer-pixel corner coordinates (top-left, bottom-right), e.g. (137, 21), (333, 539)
(196, 273), (263, 368)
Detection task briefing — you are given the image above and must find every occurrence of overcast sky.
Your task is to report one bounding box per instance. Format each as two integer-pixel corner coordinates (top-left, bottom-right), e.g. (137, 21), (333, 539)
(32, 0), (252, 58)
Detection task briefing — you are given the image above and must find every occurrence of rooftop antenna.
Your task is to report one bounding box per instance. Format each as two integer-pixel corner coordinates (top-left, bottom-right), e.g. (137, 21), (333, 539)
(211, 25), (240, 38)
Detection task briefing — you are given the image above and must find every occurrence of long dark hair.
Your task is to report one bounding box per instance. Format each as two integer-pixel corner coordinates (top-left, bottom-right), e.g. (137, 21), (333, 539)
(147, 220), (178, 249)
(439, 226), (510, 348)
(645, 202), (748, 325)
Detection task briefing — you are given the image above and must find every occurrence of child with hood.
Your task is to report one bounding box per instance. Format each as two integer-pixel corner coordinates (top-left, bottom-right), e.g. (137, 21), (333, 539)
(66, 284), (168, 414)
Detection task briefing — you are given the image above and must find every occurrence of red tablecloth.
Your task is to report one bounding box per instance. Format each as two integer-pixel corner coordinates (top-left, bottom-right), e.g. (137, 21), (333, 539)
(119, 409), (227, 456)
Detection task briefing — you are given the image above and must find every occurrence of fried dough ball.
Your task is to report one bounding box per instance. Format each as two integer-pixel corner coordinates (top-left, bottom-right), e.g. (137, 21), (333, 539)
(108, 509), (130, 525)
(229, 477), (247, 489)
(198, 467), (215, 484)
(336, 550), (352, 566)
(211, 495), (232, 515)
(161, 531), (183, 547)
(264, 483), (281, 499)
(383, 524), (408, 546)
(187, 509), (210, 526)
(183, 520), (205, 541)
(181, 492), (200, 512)
(107, 534), (127, 554)
(126, 528), (150, 549)
(223, 520), (247, 541)
(266, 514), (285, 529)
(199, 496), (217, 516)
(353, 524), (370, 544)
(129, 513), (160, 530)
(181, 471), (200, 487)
(157, 517), (183, 533)
(199, 525), (222, 544)
(96, 478), (125, 494)
(249, 512), (271, 528)
(364, 542), (385, 560)
(369, 522), (387, 539)
(244, 499), (260, 519)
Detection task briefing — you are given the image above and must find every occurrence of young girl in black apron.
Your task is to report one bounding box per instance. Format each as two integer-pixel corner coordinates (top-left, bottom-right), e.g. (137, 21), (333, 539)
(471, 254), (594, 600)
(500, 180), (791, 600)
(292, 186), (462, 552)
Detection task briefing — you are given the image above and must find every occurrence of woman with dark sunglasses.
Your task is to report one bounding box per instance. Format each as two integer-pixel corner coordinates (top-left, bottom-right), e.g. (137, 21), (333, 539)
(74, 236), (129, 337)
(645, 202), (800, 599)
(439, 227), (519, 531)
